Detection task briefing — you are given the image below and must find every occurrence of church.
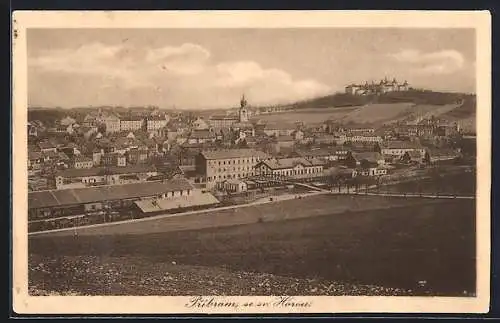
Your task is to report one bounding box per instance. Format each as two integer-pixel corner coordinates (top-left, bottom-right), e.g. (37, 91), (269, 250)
(208, 94), (252, 129)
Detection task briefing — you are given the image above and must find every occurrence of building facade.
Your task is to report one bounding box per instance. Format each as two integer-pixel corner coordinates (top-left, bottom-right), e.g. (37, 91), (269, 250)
(381, 141), (426, 158)
(120, 118), (144, 132)
(195, 148), (270, 188)
(146, 116), (169, 132)
(73, 156), (94, 169)
(254, 157), (325, 179)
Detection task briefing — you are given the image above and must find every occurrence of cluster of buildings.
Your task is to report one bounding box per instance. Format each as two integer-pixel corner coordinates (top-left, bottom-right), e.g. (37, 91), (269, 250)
(345, 78), (410, 96)
(81, 109), (170, 134)
(27, 94), (468, 232)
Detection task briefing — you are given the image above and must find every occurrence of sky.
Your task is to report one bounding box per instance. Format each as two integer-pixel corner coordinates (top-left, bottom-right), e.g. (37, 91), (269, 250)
(27, 28), (476, 110)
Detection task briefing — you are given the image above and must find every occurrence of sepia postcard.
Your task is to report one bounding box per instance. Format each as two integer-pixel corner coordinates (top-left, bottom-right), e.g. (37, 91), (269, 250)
(12, 10), (491, 314)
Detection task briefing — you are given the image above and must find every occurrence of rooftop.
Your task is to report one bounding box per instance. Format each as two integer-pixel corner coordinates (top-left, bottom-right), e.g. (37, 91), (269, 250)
(259, 157), (325, 170)
(74, 156), (93, 163)
(381, 141), (423, 150)
(28, 178), (194, 209)
(134, 190), (219, 213)
(200, 149), (269, 160)
(55, 164), (157, 178)
(189, 130), (215, 139)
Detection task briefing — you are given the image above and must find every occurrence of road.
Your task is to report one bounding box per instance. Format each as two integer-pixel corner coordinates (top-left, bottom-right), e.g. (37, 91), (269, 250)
(350, 191), (475, 200)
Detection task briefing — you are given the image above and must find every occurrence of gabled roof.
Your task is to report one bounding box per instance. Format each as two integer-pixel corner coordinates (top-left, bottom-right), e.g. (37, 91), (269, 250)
(381, 141), (423, 150)
(258, 157), (324, 170)
(38, 141), (56, 149)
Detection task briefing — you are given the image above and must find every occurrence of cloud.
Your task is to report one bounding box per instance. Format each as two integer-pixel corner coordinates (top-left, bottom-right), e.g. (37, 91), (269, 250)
(389, 49), (466, 75)
(28, 42), (331, 109)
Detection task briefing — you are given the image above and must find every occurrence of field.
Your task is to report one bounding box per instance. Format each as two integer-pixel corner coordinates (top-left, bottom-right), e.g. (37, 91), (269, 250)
(255, 102), (468, 128)
(253, 107), (357, 125)
(376, 171), (476, 196)
(29, 197), (476, 296)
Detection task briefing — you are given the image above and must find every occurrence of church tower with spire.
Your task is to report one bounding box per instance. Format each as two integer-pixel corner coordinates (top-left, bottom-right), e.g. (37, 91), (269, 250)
(239, 94), (249, 122)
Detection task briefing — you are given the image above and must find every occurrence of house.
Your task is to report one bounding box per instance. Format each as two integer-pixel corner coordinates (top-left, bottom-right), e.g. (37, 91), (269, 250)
(400, 151), (424, 164)
(380, 141), (426, 158)
(195, 149), (270, 188)
(100, 153), (115, 166)
(347, 133), (383, 144)
(352, 166), (388, 177)
(54, 164), (159, 189)
(38, 141), (57, 153)
(27, 120), (46, 137)
(345, 151), (385, 168)
(176, 136), (188, 145)
(102, 114), (121, 133)
(346, 126), (375, 134)
(116, 153), (127, 167)
(60, 116), (76, 126)
(73, 156), (94, 169)
(275, 135), (295, 148)
(208, 114), (239, 129)
(187, 129), (216, 145)
(292, 129), (304, 141)
(146, 115), (169, 132)
(39, 150), (59, 164)
(295, 148), (339, 162)
(192, 117), (210, 130)
(28, 151), (43, 170)
(254, 157), (325, 179)
(126, 147), (149, 164)
(263, 123), (296, 137)
(222, 178), (248, 193)
(58, 143), (79, 159)
(120, 117), (144, 132)
(425, 149), (462, 164)
(92, 148), (103, 166)
(132, 187), (220, 217)
(79, 126), (98, 140)
(314, 134), (337, 146)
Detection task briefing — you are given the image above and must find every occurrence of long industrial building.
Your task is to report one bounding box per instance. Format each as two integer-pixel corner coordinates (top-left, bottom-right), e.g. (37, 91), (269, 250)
(28, 178), (197, 221)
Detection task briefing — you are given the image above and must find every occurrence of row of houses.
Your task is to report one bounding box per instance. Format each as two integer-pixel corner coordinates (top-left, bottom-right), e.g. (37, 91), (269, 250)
(194, 144), (462, 190)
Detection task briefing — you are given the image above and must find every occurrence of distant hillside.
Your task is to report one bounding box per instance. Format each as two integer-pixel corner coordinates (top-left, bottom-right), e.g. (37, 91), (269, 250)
(286, 89), (467, 110)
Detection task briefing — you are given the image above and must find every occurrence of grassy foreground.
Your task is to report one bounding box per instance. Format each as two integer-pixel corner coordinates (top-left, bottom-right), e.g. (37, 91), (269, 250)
(29, 196), (475, 297)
